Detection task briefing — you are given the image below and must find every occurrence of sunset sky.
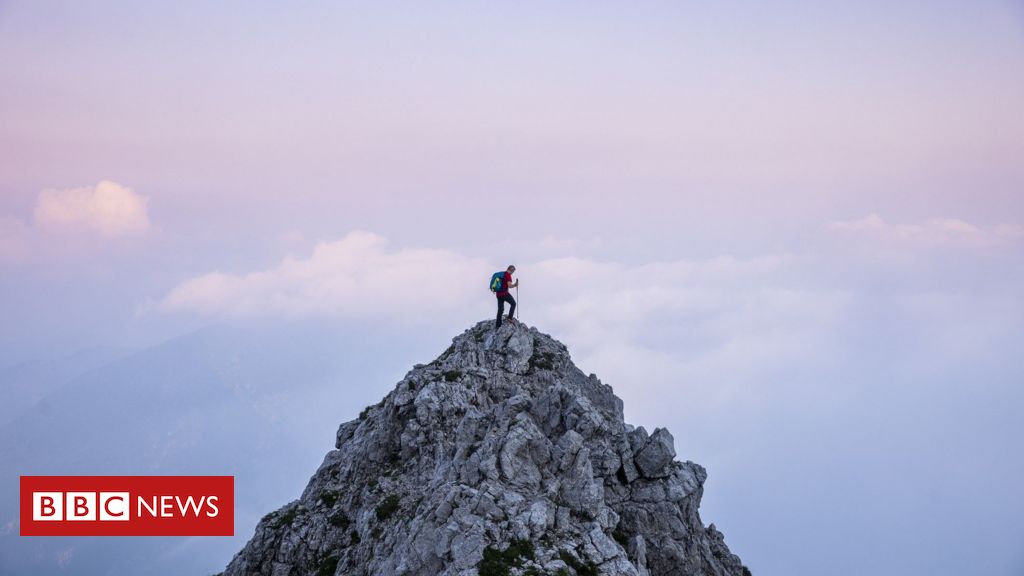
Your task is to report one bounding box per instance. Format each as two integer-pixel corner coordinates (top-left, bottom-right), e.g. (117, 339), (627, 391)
(2, 2), (1023, 575)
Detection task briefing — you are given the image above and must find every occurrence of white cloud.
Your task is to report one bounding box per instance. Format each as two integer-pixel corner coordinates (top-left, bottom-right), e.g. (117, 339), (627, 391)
(32, 180), (150, 237)
(830, 213), (1020, 248)
(159, 231), (489, 320)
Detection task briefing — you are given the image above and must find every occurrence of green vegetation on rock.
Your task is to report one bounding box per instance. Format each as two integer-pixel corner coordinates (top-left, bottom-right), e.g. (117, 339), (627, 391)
(375, 494), (400, 521)
(478, 538), (536, 576)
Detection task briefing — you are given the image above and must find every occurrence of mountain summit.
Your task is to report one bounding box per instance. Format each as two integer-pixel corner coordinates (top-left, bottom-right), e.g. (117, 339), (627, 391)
(223, 321), (749, 576)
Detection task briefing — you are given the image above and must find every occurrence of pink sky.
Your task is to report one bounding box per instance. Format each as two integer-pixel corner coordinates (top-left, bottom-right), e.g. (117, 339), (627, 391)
(1, 2), (1023, 575)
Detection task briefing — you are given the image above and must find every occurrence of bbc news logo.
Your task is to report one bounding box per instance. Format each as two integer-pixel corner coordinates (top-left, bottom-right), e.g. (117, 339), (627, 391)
(20, 476), (233, 536)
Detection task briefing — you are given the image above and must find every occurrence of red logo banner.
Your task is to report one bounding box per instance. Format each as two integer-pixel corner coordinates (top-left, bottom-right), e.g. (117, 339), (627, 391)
(20, 476), (234, 536)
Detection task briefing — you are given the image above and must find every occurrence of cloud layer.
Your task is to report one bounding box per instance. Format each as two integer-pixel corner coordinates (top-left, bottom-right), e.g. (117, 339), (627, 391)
(156, 217), (1021, 424)
(156, 231), (852, 415)
(159, 231), (488, 320)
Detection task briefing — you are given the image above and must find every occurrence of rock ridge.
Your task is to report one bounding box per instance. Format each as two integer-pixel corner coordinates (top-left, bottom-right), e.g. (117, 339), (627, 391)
(222, 320), (749, 576)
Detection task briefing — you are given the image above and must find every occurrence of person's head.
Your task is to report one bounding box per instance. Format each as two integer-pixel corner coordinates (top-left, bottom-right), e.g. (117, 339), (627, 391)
(507, 265), (516, 274)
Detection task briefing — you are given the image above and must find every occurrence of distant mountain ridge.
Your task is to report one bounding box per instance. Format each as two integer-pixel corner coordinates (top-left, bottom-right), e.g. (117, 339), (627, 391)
(223, 320), (749, 576)
(1, 320), (416, 576)
(0, 345), (132, 425)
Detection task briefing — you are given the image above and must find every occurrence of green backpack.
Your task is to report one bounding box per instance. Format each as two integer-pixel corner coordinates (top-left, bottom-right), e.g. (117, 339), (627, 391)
(489, 271), (505, 292)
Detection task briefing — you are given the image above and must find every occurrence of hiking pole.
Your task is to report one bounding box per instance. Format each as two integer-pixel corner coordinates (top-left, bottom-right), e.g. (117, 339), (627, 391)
(515, 284), (519, 321)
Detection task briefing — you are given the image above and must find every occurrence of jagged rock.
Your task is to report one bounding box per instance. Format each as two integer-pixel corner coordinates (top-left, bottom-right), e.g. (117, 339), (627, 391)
(634, 428), (676, 479)
(222, 320), (749, 576)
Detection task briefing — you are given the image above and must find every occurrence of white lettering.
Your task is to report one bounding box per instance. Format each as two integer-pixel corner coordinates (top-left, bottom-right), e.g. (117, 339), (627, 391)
(176, 495), (204, 517)
(160, 495), (174, 516)
(206, 495), (219, 517)
(137, 496), (158, 517)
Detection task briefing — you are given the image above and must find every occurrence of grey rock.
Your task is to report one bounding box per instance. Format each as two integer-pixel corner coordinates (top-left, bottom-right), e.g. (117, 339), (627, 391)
(589, 525), (621, 560)
(627, 426), (649, 454)
(635, 427), (676, 478)
(629, 534), (650, 576)
(223, 320), (749, 576)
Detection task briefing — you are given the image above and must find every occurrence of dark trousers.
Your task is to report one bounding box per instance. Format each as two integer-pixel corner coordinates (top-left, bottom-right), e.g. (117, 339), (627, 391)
(496, 293), (516, 328)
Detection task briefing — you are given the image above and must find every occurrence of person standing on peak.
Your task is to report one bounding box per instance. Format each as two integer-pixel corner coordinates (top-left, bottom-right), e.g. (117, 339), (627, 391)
(490, 265), (518, 329)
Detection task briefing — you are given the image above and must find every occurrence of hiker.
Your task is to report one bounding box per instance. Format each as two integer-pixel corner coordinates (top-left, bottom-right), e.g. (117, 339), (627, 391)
(490, 265), (518, 328)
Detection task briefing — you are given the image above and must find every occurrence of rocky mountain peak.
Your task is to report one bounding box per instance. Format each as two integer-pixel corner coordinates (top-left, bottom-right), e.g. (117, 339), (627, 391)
(223, 320), (749, 576)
